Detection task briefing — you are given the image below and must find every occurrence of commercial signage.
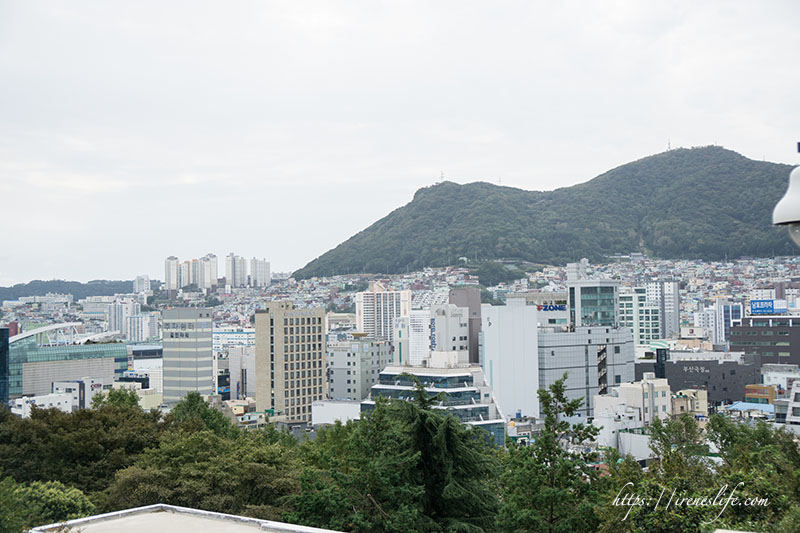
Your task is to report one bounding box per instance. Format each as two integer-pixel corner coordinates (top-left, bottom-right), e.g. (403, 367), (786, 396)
(537, 304), (566, 312)
(750, 299), (788, 315)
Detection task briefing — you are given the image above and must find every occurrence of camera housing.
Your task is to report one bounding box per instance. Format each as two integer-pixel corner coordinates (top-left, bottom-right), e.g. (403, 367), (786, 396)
(773, 166), (800, 248)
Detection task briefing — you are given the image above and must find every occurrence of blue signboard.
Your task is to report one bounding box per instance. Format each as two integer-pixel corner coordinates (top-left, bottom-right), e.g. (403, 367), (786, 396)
(751, 300), (774, 315)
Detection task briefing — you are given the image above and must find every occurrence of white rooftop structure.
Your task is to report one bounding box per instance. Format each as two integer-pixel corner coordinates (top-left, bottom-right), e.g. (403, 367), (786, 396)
(30, 504), (343, 533)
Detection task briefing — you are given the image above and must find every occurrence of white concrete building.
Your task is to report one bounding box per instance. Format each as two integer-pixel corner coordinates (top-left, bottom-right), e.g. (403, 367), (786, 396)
(312, 399), (362, 426)
(619, 287), (661, 344)
(356, 281), (411, 341)
(480, 298), (540, 420)
(164, 256), (179, 291)
(250, 258), (271, 288)
(225, 253), (248, 288)
(11, 393), (73, 417)
(762, 364), (800, 391)
(538, 325), (635, 418)
(109, 299), (140, 338)
(430, 303), (469, 353)
(327, 336), (392, 401)
(52, 376), (106, 410)
(133, 275), (150, 294)
(646, 281), (680, 339)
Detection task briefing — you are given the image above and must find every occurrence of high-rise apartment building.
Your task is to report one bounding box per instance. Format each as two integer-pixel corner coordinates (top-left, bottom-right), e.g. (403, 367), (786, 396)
(250, 258), (271, 288)
(164, 256), (179, 291)
(108, 299), (141, 338)
(162, 308), (214, 404)
(619, 287), (662, 344)
(646, 281), (680, 339)
(127, 312), (160, 343)
(356, 281), (411, 341)
(198, 253), (218, 291)
(225, 253), (247, 288)
(254, 301), (326, 423)
(133, 275), (150, 294)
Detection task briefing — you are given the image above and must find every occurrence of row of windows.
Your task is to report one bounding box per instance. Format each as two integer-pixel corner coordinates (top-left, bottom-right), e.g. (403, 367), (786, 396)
(284, 325), (322, 335)
(283, 316), (322, 326)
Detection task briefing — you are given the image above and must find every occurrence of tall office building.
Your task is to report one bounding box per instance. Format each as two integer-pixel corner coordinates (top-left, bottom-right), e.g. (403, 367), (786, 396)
(250, 258), (271, 288)
(538, 325), (635, 418)
(448, 287), (482, 364)
(619, 287), (661, 344)
(162, 308), (214, 404)
(567, 279), (619, 328)
(393, 309), (432, 366)
(356, 281), (411, 341)
(430, 303), (469, 352)
(254, 301), (326, 423)
(481, 298), (539, 419)
(565, 260), (619, 328)
(646, 281), (680, 339)
(133, 275), (150, 294)
(225, 253), (247, 288)
(165, 256), (179, 291)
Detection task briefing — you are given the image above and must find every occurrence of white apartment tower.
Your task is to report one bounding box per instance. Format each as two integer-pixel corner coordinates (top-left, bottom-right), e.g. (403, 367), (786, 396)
(165, 256), (179, 291)
(619, 287), (662, 344)
(133, 275), (150, 294)
(162, 308), (214, 404)
(226, 253), (247, 288)
(356, 281), (411, 341)
(646, 281), (680, 339)
(250, 258), (271, 288)
(108, 299), (141, 338)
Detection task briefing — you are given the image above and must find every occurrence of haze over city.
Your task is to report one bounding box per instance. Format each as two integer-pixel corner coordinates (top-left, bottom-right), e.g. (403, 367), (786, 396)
(1, 1), (799, 285)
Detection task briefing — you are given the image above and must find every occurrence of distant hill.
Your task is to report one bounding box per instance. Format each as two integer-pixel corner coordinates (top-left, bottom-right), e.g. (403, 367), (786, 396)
(0, 280), (142, 302)
(294, 146), (796, 279)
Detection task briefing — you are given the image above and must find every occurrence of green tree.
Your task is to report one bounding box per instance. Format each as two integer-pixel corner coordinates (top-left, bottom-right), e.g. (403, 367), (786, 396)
(0, 471), (25, 533)
(0, 403), (164, 496)
(105, 429), (300, 519)
(498, 373), (599, 533)
(16, 480), (95, 528)
(167, 391), (236, 438)
(91, 388), (141, 409)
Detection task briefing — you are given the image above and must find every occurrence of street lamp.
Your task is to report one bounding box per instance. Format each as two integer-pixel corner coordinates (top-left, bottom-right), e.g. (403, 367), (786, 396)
(773, 143), (800, 248)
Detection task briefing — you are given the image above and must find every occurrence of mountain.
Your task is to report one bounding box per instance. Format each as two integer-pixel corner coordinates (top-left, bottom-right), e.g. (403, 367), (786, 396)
(293, 146), (797, 279)
(0, 280), (140, 302)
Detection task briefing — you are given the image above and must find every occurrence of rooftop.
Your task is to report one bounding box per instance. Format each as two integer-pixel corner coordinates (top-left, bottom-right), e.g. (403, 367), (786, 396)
(30, 504), (342, 533)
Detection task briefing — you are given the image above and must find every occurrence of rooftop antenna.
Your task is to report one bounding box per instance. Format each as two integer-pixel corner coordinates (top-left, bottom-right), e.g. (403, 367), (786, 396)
(668, 139), (671, 150)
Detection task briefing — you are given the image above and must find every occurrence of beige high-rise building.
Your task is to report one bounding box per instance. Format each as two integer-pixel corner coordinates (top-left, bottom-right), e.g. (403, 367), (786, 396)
(255, 301), (327, 423)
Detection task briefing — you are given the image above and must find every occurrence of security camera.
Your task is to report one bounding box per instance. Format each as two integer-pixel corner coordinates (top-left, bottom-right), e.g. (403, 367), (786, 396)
(773, 147), (800, 248)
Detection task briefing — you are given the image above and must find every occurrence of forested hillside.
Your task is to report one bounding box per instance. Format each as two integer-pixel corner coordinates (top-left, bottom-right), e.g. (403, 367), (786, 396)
(295, 146), (794, 278)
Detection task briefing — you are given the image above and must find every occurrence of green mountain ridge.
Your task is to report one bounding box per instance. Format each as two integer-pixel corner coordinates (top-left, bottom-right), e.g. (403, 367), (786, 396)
(294, 146), (796, 279)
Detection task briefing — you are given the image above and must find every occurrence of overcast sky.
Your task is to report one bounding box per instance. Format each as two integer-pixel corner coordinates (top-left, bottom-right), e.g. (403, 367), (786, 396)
(1, 1), (799, 285)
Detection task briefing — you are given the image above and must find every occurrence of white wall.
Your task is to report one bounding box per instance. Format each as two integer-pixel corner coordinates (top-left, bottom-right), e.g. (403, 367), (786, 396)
(481, 299), (539, 419)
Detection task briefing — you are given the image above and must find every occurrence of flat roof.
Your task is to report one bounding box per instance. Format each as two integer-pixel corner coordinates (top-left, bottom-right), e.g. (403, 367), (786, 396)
(30, 504), (342, 533)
